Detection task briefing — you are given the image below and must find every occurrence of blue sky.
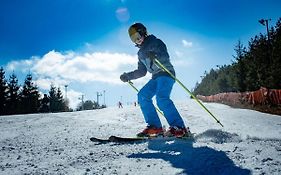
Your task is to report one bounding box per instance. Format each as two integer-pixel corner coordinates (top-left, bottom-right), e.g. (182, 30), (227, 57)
(0, 0), (280, 108)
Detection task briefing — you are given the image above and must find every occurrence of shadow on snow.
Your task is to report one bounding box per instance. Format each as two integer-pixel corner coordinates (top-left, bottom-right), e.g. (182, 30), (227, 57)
(128, 129), (251, 175)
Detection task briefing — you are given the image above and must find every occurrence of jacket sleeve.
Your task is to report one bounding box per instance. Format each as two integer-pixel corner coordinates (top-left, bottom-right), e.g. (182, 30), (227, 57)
(126, 60), (147, 80)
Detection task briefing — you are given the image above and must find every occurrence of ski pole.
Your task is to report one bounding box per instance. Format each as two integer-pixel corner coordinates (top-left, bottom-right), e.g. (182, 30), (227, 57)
(128, 81), (139, 93)
(128, 81), (164, 116)
(154, 58), (224, 127)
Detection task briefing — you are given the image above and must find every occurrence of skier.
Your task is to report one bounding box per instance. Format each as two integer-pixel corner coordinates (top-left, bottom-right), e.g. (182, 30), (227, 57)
(120, 23), (191, 138)
(118, 101), (123, 108)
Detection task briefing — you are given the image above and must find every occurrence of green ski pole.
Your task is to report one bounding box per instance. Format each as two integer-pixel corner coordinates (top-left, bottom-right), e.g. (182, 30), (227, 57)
(154, 58), (224, 127)
(128, 81), (164, 117)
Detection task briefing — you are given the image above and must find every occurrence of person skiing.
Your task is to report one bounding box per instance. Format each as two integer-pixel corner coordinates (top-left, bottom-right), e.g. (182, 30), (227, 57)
(118, 101), (123, 108)
(120, 23), (191, 138)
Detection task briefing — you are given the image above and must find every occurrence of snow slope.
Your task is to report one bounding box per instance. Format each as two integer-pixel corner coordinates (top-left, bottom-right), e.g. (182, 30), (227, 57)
(0, 99), (281, 175)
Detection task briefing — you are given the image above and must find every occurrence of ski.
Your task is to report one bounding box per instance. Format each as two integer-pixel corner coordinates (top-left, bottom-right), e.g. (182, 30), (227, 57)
(89, 137), (112, 143)
(90, 134), (195, 143)
(90, 135), (147, 143)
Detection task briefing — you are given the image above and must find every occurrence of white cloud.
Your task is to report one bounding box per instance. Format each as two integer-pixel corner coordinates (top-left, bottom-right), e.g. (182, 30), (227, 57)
(182, 39), (193, 48)
(35, 77), (69, 90)
(28, 50), (138, 87)
(67, 89), (83, 109)
(6, 57), (39, 73)
(5, 50), (138, 108)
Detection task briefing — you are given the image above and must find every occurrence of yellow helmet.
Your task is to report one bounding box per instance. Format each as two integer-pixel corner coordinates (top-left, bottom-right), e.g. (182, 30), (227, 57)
(128, 23), (147, 44)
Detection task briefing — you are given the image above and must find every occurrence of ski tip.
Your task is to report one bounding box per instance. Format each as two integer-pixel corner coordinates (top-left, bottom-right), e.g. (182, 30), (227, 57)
(89, 137), (109, 143)
(109, 135), (146, 142)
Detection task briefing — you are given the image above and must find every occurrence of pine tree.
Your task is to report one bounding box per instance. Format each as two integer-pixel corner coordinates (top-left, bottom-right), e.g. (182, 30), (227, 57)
(0, 67), (8, 115)
(83, 100), (94, 110)
(49, 84), (57, 112)
(20, 73), (40, 114)
(7, 73), (20, 114)
(56, 87), (64, 112)
(233, 40), (247, 92)
(252, 35), (269, 88)
(271, 18), (281, 88)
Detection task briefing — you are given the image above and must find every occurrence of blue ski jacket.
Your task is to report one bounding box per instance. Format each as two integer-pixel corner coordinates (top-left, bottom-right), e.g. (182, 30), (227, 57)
(126, 35), (175, 80)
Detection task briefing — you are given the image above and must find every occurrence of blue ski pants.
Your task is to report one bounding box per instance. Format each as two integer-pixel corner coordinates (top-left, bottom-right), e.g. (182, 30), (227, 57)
(137, 76), (186, 128)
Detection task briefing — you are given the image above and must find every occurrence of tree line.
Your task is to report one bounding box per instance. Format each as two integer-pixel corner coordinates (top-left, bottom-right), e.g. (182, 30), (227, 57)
(76, 100), (106, 111)
(194, 18), (281, 96)
(0, 67), (69, 115)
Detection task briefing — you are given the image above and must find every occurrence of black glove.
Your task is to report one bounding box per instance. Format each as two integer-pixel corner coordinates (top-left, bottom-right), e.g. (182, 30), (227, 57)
(147, 51), (157, 61)
(120, 72), (130, 82)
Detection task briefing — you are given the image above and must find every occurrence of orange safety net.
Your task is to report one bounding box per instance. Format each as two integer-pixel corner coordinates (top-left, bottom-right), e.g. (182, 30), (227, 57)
(197, 87), (281, 106)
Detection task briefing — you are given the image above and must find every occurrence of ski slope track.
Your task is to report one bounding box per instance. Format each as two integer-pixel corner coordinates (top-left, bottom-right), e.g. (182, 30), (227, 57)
(0, 100), (281, 175)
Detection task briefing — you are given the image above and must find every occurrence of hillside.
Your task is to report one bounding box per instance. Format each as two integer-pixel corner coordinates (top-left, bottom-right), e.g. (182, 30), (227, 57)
(0, 100), (281, 174)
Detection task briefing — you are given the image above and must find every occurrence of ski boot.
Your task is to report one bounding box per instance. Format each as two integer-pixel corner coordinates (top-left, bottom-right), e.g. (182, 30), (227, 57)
(164, 126), (192, 138)
(137, 125), (164, 138)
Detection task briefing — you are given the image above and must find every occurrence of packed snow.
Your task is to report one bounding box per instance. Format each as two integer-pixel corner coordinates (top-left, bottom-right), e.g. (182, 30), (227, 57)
(0, 99), (281, 175)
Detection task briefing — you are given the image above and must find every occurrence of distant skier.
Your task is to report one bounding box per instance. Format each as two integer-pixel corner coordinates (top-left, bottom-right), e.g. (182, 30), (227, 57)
(118, 101), (123, 108)
(120, 23), (191, 138)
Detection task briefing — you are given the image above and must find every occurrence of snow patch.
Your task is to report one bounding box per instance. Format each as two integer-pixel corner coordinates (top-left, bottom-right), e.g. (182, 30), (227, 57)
(195, 129), (243, 144)
(0, 100), (281, 174)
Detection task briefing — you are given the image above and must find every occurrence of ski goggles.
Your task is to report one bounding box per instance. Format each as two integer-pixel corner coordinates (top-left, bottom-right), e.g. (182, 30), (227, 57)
(129, 32), (143, 45)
